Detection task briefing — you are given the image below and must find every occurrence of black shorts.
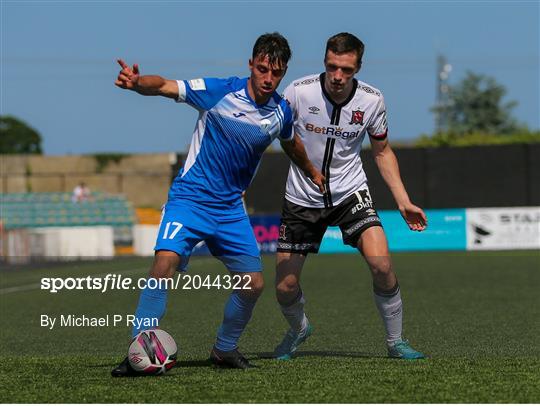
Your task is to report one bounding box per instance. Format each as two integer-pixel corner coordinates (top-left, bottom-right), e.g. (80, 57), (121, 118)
(277, 189), (382, 255)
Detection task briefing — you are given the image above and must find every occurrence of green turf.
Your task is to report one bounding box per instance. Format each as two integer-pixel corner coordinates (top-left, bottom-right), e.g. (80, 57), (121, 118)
(1, 252), (539, 403)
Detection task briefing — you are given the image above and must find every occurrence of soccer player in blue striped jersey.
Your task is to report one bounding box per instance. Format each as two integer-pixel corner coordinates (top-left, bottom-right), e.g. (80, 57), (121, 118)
(111, 33), (325, 375)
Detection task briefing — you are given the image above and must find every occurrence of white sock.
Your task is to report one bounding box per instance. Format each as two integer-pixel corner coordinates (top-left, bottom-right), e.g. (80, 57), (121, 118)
(373, 283), (403, 346)
(280, 290), (309, 334)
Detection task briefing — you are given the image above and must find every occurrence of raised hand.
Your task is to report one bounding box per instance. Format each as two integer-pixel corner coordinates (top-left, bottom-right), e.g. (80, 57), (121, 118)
(115, 59), (140, 90)
(399, 203), (427, 232)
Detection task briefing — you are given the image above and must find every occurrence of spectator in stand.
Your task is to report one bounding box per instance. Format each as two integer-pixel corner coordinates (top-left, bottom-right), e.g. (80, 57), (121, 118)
(72, 182), (92, 203)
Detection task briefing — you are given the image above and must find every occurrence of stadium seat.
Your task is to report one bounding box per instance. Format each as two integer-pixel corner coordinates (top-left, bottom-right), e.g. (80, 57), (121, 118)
(0, 192), (136, 242)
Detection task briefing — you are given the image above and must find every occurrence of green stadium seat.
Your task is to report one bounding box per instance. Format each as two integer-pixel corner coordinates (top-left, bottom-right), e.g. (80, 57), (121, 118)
(1, 192), (136, 232)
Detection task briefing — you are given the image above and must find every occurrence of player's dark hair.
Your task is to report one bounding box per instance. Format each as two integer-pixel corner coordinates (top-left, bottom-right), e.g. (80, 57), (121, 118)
(252, 32), (291, 67)
(325, 32), (364, 67)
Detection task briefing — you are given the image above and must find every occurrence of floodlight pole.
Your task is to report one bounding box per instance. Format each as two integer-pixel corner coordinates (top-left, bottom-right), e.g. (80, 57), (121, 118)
(436, 54), (451, 133)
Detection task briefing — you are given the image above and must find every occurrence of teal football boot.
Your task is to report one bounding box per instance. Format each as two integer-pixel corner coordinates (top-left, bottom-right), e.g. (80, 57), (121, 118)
(387, 339), (425, 359)
(274, 323), (313, 360)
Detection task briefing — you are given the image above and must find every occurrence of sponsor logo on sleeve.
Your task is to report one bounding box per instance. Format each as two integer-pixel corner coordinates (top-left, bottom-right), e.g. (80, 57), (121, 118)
(358, 85), (381, 96)
(294, 77), (320, 87)
(188, 78), (206, 91)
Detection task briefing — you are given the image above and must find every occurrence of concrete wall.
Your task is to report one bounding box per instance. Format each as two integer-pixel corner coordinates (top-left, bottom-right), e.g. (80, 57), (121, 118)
(1, 153), (173, 208)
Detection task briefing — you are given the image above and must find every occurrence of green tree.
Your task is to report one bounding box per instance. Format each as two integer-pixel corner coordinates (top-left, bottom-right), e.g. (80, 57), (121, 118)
(0, 115), (43, 154)
(434, 72), (520, 135)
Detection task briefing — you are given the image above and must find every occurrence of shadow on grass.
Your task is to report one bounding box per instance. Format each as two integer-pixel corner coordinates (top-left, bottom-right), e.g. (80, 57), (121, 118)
(174, 359), (212, 368)
(90, 351), (385, 374)
(88, 358), (211, 370)
(250, 350), (384, 360)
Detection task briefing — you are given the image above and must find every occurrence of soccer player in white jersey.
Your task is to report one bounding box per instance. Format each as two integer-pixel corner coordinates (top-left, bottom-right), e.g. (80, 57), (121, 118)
(111, 33), (325, 375)
(274, 33), (427, 360)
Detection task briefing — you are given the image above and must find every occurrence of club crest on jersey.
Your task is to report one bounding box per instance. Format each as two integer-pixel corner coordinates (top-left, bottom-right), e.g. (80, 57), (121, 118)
(349, 110), (365, 125)
(259, 118), (272, 134)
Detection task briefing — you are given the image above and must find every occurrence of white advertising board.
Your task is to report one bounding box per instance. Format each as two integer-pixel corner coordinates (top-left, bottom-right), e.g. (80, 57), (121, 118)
(466, 207), (540, 250)
(29, 226), (114, 259)
(133, 224), (159, 256)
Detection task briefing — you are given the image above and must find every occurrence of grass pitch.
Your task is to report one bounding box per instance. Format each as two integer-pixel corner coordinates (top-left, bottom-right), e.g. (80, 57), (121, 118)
(1, 251), (539, 403)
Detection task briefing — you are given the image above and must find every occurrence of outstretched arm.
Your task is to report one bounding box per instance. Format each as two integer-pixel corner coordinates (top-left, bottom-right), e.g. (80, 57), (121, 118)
(281, 134), (326, 194)
(370, 137), (427, 231)
(115, 59), (179, 99)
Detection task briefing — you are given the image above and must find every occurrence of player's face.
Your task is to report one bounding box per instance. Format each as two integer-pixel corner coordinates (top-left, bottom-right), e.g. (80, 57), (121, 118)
(324, 50), (359, 97)
(248, 54), (287, 104)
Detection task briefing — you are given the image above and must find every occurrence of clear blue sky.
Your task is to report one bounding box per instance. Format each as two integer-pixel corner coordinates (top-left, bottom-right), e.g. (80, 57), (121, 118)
(2, 0), (539, 155)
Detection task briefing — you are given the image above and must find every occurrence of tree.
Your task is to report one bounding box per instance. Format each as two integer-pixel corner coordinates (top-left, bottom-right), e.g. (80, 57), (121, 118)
(0, 115), (43, 154)
(433, 72), (520, 136)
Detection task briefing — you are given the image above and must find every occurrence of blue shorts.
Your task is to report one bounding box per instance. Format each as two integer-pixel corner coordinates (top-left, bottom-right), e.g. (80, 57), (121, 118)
(154, 201), (261, 273)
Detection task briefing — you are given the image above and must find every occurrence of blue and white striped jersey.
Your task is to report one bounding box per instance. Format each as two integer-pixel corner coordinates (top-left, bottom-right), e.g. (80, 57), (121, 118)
(168, 77), (293, 215)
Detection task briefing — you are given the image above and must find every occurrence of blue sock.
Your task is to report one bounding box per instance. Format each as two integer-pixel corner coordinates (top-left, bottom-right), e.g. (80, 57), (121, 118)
(215, 291), (258, 352)
(132, 283), (168, 337)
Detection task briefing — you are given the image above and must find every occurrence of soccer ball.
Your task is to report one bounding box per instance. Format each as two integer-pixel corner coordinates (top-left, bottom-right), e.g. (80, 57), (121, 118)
(128, 329), (177, 375)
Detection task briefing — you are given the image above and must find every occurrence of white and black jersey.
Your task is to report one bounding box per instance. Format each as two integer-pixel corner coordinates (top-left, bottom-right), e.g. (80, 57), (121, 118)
(283, 73), (388, 208)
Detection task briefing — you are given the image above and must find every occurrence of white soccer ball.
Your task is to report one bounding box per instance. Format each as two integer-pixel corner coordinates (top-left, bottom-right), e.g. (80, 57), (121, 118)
(128, 329), (177, 375)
